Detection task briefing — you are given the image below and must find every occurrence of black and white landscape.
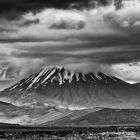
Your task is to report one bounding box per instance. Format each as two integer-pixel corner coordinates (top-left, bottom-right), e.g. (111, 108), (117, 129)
(0, 66), (140, 126)
(0, 0), (140, 139)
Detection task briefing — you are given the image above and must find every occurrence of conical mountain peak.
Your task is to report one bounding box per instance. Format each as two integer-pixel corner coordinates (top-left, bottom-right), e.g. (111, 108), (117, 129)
(6, 66), (126, 92)
(1, 66), (138, 110)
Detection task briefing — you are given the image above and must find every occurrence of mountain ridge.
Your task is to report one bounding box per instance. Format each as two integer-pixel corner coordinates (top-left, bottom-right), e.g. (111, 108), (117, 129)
(0, 66), (139, 109)
(0, 66), (140, 125)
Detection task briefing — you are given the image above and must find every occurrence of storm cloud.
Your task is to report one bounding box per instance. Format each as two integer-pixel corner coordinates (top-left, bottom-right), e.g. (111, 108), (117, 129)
(0, 0), (140, 90)
(0, 0), (109, 12)
(49, 19), (85, 30)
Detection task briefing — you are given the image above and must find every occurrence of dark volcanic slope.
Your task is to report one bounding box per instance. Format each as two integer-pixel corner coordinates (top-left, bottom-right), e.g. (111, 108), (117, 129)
(47, 108), (140, 126)
(0, 66), (139, 109)
(134, 83), (140, 88)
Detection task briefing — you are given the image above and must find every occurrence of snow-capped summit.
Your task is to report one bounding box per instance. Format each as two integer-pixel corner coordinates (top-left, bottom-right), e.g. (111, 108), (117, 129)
(8, 66), (123, 91)
(0, 66), (140, 109)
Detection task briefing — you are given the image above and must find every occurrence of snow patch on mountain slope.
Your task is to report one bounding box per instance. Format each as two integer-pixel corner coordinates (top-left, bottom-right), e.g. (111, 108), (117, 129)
(6, 66), (126, 94)
(21, 67), (116, 89)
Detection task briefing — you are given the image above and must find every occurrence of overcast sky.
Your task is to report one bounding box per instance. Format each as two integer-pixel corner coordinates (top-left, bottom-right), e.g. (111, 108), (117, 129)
(0, 0), (140, 90)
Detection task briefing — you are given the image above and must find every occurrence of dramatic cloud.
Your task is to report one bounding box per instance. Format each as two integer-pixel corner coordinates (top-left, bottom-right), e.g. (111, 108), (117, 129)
(0, 0), (140, 90)
(49, 19), (85, 30)
(0, 0), (108, 14)
(0, 0), (95, 20)
(18, 19), (40, 27)
(111, 62), (140, 83)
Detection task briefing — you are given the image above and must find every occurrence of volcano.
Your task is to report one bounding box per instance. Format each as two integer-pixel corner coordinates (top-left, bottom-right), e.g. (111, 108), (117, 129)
(0, 66), (140, 125)
(0, 66), (139, 109)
